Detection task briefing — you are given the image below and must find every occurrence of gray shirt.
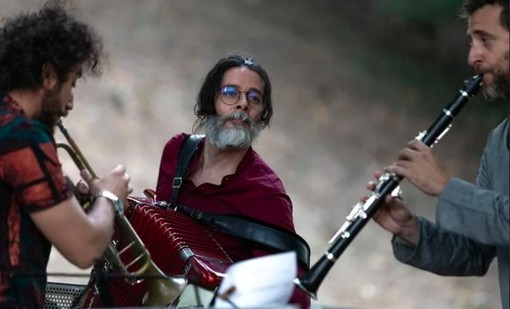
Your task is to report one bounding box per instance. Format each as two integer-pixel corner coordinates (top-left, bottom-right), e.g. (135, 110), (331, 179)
(392, 118), (509, 309)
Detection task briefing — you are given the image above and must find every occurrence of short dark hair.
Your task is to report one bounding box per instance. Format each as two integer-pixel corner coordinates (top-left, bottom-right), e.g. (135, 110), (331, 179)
(461, 0), (509, 30)
(0, 1), (104, 91)
(193, 54), (273, 132)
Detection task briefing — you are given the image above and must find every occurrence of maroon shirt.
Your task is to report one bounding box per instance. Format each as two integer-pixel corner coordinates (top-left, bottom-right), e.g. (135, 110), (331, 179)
(156, 133), (310, 308)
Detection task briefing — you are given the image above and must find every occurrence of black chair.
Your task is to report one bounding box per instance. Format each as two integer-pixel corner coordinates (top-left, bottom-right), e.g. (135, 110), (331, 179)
(44, 281), (87, 309)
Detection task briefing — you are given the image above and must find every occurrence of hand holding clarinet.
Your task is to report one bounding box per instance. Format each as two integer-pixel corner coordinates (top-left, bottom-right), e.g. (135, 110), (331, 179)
(294, 74), (483, 299)
(370, 74), (483, 244)
(368, 139), (451, 245)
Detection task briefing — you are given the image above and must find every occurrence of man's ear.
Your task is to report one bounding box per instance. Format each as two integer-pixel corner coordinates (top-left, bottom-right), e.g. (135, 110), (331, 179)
(42, 64), (58, 91)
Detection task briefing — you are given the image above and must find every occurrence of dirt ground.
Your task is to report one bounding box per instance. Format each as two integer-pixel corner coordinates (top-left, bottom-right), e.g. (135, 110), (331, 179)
(2, 1), (504, 308)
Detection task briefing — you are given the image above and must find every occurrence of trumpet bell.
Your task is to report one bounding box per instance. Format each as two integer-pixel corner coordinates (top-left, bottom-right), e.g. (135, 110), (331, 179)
(143, 272), (188, 306)
(56, 118), (187, 306)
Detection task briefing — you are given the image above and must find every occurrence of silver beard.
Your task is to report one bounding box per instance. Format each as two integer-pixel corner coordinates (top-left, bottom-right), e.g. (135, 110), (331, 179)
(204, 111), (264, 150)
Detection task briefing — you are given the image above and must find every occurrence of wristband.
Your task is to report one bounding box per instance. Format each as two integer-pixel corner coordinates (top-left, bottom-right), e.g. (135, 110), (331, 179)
(94, 190), (123, 214)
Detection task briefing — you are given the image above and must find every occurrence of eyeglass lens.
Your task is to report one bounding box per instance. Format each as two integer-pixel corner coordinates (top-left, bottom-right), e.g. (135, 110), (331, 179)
(220, 85), (263, 109)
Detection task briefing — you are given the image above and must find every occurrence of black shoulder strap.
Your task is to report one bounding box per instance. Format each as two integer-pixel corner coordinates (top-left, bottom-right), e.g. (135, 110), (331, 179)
(174, 204), (311, 269)
(171, 134), (204, 204)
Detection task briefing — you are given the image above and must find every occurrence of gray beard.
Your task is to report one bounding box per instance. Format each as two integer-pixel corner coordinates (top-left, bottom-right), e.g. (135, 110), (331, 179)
(482, 52), (509, 101)
(204, 111), (264, 150)
(483, 72), (510, 101)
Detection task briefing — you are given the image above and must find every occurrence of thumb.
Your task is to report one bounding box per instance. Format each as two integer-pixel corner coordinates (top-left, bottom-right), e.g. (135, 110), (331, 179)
(114, 164), (126, 174)
(80, 169), (93, 184)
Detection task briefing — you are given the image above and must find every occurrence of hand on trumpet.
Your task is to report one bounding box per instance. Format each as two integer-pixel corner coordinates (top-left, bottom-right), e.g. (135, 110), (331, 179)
(363, 170), (420, 245)
(80, 164), (133, 211)
(73, 178), (92, 205)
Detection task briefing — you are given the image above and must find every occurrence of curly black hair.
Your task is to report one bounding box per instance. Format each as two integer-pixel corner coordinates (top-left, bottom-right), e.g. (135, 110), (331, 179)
(461, 0), (509, 30)
(0, 1), (104, 91)
(193, 54), (273, 132)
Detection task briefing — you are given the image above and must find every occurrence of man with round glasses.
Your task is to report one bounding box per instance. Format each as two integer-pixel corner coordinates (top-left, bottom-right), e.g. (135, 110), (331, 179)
(155, 54), (310, 308)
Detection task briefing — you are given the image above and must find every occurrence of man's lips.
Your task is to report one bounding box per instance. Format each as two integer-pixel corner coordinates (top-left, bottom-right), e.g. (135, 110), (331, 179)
(227, 118), (249, 126)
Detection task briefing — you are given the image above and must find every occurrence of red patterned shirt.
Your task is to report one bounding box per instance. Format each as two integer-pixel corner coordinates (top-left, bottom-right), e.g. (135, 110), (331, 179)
(0, 92), (73, 308)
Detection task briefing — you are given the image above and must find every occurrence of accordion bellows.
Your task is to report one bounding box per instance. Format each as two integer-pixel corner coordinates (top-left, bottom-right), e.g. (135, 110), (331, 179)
(81, 197), (233, 307)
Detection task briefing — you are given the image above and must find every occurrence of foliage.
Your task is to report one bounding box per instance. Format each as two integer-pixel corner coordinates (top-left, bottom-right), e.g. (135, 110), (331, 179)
(373, 0), (465, 24)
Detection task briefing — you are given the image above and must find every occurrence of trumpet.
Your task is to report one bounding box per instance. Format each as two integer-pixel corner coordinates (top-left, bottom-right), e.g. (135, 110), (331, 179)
(56, 118), (187, 306)
(294, 74), (484, 300)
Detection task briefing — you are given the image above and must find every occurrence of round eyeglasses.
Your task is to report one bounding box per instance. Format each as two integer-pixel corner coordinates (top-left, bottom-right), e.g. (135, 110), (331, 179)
(219, 85), (264, 110)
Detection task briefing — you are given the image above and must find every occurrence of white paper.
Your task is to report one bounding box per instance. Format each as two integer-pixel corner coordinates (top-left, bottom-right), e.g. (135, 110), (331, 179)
(214, 251), (297, 308)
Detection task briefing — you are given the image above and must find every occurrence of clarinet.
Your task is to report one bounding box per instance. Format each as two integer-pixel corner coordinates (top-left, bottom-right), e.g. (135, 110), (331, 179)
(294, 74), (483, 300)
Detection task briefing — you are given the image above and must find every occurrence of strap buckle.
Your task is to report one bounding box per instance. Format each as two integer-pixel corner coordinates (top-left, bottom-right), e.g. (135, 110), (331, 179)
(172, 177), (183, 189)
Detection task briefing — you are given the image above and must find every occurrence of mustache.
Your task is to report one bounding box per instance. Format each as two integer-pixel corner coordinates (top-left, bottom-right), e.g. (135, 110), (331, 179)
(473, 65), (488, 75)
(220, 111), (252, 125)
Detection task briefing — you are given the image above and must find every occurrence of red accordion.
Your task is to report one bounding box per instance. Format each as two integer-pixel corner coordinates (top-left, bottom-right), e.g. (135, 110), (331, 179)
(80, 196), (233, 307)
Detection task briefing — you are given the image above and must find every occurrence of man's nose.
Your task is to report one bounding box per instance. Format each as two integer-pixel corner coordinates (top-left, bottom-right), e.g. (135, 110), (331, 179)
(236, 93), (249, 111)
(467, 43), (483, 68)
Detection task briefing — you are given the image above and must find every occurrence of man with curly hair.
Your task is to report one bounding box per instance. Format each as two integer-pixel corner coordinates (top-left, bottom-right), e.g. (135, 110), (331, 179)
(0, 2), (132, 307)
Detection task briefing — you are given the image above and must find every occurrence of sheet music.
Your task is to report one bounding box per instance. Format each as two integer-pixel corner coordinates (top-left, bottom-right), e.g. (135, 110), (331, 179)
(214, 251), (297, 308)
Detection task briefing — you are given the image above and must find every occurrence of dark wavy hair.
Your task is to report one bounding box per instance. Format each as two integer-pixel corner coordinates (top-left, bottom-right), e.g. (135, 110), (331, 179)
(193, 54), (273, 132)
(0, 1), (104, 91)
(461, 0), (509, 30)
